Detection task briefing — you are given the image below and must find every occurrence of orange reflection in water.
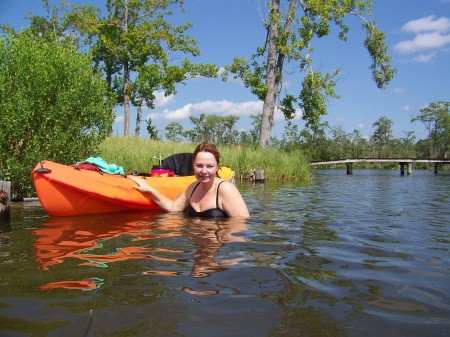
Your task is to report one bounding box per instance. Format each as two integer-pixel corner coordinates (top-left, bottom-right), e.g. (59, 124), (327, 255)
(38, 277), (104, 291)
(32, 212), (181, 271)
(33, 212), (247, 293)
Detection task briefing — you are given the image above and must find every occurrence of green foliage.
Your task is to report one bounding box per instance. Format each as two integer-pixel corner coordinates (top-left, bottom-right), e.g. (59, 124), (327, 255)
(363, 22), (397, 89)
(371, 116), (393, 157)
(299, 70), (340, 132)
(224, 0), (396, 147)
(224, 57), (267, 100)
(63, 0), (219, 136)
(411, 101), (450, 157)
(0, 32), (115, 196)
(165, 122), (185, 142)
(236, 113), (263, 146)
(98, 137), (312, 182)
(187, 114), (240, 145)
(98, 137), (195, 173)
(145, 118), (159, 140)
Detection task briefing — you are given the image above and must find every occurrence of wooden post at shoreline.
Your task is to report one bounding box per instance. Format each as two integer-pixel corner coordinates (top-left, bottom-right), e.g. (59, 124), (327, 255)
(0, 181), (11, 221)
(254, 169), (265, 182)
(247, 169), (265, 182)
(346, 163), (353, 175)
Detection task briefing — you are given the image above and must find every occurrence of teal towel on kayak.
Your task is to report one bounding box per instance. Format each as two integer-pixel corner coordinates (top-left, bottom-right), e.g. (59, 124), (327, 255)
(78, 157), (125, 175)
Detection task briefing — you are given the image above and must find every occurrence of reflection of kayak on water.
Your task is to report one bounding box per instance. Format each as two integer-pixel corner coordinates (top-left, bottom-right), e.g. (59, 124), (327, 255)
(32, 159), (234, 216)
(33, 212), (184, 291)
(33, 213), (247, 292)
(32, 212), (170, 270)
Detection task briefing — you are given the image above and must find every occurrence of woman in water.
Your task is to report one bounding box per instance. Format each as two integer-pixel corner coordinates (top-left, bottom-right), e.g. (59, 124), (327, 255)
(128, 142), (249, 218)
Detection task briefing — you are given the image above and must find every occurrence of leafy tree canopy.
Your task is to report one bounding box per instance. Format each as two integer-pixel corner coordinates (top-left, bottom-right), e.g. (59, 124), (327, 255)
(62, 0), (219, 136)
(0, 31), (115, 196)
(224, 0), (396, 148)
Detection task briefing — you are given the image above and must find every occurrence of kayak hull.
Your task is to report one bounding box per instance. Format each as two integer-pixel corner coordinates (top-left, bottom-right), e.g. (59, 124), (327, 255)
(32, 160), (198, 216)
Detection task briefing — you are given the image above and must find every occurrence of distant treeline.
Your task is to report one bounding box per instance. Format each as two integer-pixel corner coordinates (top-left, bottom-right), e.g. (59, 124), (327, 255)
(146, 104), (450, 162)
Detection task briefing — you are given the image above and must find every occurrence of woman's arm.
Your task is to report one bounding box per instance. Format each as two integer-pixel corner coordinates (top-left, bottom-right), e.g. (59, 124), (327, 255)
(218, 181), (250, 218)
(128, 176), (189, 212)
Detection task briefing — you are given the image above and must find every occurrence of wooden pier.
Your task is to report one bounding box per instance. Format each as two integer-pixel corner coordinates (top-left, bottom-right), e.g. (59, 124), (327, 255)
(310, 158), (450, 175)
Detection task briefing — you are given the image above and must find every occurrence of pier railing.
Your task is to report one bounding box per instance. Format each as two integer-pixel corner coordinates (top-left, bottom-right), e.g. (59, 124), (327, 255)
(310, 158), (450, 175)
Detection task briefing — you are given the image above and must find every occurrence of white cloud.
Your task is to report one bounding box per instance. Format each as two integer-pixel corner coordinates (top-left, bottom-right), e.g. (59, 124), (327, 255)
(357, 123), (366, 129)
(401, 15), (450, 34)
(145, 99), (304, 122)
(394, 16), (450, 57)
(154, 91), (175, 107)
(395, 31), (450, 53)
(393, 87), (404, 94)
(145, 99), (263, 121)
(413, 52), (437, 63)
(166, 104), (193, 120)
(401, 105), (411, 112)
(193, 99), (257, 115)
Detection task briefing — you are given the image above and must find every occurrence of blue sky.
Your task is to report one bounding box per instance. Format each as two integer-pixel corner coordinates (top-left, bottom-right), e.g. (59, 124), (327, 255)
(2, 0), (450, 141)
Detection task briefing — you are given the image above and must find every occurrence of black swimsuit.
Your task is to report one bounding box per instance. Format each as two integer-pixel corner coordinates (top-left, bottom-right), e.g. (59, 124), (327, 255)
(186, 181), (228, 218)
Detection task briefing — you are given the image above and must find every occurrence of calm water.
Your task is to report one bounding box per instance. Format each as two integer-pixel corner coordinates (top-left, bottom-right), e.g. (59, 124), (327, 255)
(0, 169), (449, 337)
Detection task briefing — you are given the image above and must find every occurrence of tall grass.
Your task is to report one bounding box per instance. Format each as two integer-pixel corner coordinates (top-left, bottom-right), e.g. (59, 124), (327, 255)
(99, 137), (312, 181)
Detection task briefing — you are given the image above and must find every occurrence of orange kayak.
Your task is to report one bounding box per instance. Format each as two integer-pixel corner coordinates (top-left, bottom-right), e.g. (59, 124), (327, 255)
(32, 160), (233, 216)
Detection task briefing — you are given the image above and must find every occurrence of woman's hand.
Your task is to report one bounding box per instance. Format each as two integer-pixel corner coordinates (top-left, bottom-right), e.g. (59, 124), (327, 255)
(128, 176), (152, 193)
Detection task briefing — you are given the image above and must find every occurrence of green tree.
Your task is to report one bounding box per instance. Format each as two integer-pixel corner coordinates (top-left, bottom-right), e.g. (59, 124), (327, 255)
(11, 0), (85, 48)
(411, 101), (450, 157)
(145, 118), (159, 140)
(225, 0), (396, 148)
(397, 130), (416, 158)
(0, 32), (114, 196)
(281, 121), (301, 147)
(327, 125), (352, 159)
(64, 0), (218, 137)
(299, 122), (330, 161)
(247, 113), (264, 146)
(350, 129), (368, 158)
(165, 122), (185, 142)
(187, 114), (240, 145)
(371, 116), (393, 157)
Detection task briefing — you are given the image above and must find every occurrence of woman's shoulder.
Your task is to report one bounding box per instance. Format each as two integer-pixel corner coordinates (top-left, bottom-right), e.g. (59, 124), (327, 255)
(185, 181), (199, 195)
(217, 180), (249, 218)
(217, 180), (239, 194)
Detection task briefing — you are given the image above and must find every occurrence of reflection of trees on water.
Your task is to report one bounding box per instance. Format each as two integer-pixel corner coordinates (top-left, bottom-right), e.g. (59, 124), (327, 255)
(245, 180), (423, 334)
(242, 182), (355, 335)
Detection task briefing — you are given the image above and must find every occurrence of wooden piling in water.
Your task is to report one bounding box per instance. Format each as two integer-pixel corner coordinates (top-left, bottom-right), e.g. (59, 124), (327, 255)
(400, 162), (405, 175)
(254, 169), (265, 182)
(407, 162), (413, 175)
(0, 181), (11, 221)
(346, 163), (353, 175)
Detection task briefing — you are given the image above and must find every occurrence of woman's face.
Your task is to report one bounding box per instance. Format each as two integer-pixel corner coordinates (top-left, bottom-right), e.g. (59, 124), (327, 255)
(193, 151), (218, 183)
